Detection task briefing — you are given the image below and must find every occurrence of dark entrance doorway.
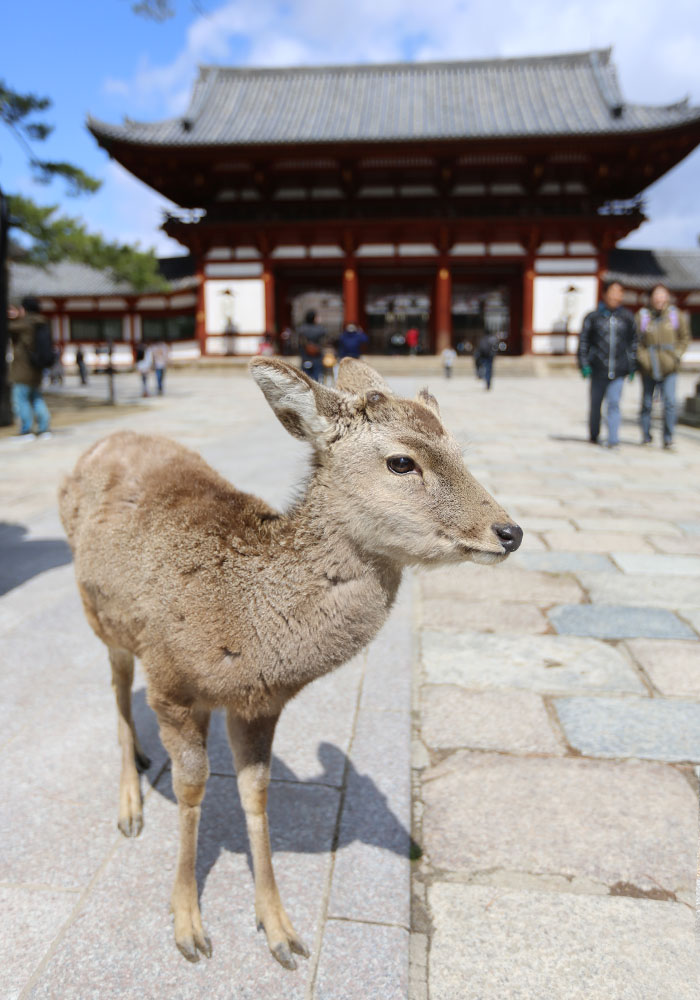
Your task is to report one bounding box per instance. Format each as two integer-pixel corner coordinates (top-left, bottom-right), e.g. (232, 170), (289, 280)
(275, 269), (343, 352)
(364, 281), (431, 354)
(452, 283), (511, 355)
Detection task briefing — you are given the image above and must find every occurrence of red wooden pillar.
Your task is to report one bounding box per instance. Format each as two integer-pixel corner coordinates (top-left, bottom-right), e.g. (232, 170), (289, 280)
(435, 266), (452, 355)
(521, 257), (535, 355)
(263, 268), (276, 334)
(343, 265), (359, 326)
(195, 263), (207, 356)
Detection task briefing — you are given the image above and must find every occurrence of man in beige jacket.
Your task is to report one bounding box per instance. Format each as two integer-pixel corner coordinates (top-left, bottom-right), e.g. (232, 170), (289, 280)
(635, 283), (690, 450)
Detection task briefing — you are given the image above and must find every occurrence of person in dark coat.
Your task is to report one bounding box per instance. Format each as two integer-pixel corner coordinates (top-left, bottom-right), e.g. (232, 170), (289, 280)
(296, 309), (327, 382)
(8, 296), (52, 438)
(474, 332), (499, 390)
(578, 280), (637, 449)
(337, 323), (369, 360)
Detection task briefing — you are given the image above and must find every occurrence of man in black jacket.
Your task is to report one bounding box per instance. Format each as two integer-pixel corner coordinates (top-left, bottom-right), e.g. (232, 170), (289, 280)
(577, 280), (637, 448)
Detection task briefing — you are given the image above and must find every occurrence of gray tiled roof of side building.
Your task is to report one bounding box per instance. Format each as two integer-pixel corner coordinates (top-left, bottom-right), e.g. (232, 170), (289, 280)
(607, 249), (700, 291)
(87, 50), (700, 148)
(9, 258), (197, 299)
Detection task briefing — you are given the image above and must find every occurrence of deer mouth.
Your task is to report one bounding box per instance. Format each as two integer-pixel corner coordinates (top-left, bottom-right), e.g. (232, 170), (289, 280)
(456, 541), (509, 565)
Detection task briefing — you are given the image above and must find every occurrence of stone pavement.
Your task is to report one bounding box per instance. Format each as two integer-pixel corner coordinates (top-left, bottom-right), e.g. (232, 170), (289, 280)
(410, 368), (700, 1000)
(1, 370), (411, 1000)
(1, 366), (699, 999)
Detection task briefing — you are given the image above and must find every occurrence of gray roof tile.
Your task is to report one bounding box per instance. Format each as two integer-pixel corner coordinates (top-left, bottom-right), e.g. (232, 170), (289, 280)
(88, 50), (700, 148)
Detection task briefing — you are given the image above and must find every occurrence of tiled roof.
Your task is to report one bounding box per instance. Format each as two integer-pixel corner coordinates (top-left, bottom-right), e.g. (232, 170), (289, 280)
(607, 249), (700, 291)
(9, 257), (196, 299)
(88, 50), (700, 148)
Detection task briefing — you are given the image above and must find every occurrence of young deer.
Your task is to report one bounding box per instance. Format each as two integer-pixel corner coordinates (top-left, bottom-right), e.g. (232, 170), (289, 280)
(58, 358), (522, 970)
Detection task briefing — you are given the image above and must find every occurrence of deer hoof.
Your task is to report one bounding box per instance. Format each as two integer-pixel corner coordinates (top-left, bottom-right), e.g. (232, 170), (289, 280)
(117, 813), (143, 838)
(135, 748), (152, 772)
(272, 942), (297, 971)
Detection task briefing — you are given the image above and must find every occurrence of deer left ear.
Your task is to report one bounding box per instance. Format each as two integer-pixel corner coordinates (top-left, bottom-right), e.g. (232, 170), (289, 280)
(416, 387), (440, 416)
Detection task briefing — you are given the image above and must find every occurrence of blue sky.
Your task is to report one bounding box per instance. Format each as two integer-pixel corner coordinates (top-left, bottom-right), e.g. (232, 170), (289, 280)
(3, 0), (700, 256)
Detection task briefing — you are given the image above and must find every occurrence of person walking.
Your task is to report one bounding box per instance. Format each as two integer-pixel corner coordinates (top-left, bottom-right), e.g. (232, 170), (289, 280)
(405, 327), (419, 356)
(75, 346), (88, 385)
(151, 340), (170, 395)
(296, 309), (326, 382)
(337, 323), (369, 360)
(635, 283), (690, 450)
(577, 280), (637, 448)
(442, 346), (457, 378)
(135, 342), (153, 397)
(474, 332), (499, 390)
(8, 296), (53, 439)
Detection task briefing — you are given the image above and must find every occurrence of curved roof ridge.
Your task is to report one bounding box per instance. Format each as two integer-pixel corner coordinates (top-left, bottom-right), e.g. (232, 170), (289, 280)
(195, 48), (614, 77)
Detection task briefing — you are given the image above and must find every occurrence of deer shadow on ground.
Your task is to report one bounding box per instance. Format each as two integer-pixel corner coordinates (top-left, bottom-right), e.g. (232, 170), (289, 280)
(131, 687), (416, 899)
(0, 522), (72, 596)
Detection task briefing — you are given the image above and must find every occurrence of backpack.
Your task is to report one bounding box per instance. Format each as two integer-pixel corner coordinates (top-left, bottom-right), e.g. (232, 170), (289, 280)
(30, 321), (58, 370)
(639, 307), (679, 334)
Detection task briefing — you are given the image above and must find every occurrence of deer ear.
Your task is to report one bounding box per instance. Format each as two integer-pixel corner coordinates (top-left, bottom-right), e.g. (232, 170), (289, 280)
(416, 387), (440, 416)
(249, 358), (340, 444)
(336, 358), (392, 396)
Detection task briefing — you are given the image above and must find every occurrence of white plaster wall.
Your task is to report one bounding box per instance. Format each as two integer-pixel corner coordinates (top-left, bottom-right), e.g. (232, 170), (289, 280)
(204, 278), (265, 335)
(533, 275), (598, 334)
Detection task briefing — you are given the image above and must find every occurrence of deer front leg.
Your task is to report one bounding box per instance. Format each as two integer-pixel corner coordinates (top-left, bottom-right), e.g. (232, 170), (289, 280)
(153, 698), (212, 962)
(227, 710), (310, 970)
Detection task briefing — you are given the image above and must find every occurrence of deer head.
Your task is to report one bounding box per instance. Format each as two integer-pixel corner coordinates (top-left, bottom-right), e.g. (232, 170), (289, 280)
(250, 357), (522, 566)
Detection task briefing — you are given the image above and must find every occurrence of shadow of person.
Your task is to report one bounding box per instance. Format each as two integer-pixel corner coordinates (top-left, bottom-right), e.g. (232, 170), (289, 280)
(131, 689), (415, 900)
(0, 522), (73, 596)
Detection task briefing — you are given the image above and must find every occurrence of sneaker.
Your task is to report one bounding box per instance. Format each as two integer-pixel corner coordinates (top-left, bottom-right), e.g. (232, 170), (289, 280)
(13, 431), (36, 441)
(37, 431), (53, 440)
(663, 441), (676, 452)
(641, 437), (652, 446)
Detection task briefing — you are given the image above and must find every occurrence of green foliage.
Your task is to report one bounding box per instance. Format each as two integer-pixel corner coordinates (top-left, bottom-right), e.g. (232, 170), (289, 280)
(0, 80), (101, 196)
(131, 0), (175, 20)
(10, 195), (167, 292)
(1, 80), (167, 293)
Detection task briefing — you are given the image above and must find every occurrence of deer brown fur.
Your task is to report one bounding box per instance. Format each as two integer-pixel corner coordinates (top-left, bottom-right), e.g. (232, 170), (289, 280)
(58, 357), (521, 970)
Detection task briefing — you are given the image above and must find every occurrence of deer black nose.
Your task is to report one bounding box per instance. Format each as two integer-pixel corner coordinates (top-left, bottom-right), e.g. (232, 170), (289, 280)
(492, 523), (523, 553)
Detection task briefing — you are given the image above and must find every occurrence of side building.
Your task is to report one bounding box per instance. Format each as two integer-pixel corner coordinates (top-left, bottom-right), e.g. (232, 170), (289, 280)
(85, 49), (700, 356)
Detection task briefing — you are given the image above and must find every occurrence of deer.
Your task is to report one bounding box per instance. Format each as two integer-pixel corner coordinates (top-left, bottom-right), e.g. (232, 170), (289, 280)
(58, 357), (522, 970)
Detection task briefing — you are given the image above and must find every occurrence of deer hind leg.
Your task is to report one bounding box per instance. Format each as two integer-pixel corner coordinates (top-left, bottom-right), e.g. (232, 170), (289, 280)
(153, 697), (212, 963)
(227, 710), (310, 971)
(109, 647), (149, 837)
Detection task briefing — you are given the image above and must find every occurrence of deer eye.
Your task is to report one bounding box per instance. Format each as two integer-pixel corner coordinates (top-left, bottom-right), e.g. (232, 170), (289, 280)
(387, 456), (416, 475)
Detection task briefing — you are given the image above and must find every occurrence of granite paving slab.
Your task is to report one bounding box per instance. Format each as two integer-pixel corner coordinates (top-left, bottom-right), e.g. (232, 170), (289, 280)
(555, 695), (700, 763)
(543, 531), (655, 553)
(514, 551), (616, 574)
(572, 517), (682, 535)
(0, 886), (78, 1000)
(421, 753), (695, 896)
(428, 885), (696, 1000)
(421, 686), (563, 753)
(419, 598), (549, 633)
(575, 572), (700, 610)
(648, 533), (700, 555)
(611, 552), (700, 576)
(24, 773), (339, 1000)
(549, 603), (696, 639)
(680, 608), (700, 635)
(421, 628), (645, 694)
(419, 564), (585, 605)
(328, 710), (411, 928)
(314, 922), (409, 1000)
(626, 639), (700, 696)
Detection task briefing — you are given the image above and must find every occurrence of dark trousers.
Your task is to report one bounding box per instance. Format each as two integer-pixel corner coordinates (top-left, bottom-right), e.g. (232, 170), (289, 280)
(589, 375), (624, 445)
(640, 373), (676, 445)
